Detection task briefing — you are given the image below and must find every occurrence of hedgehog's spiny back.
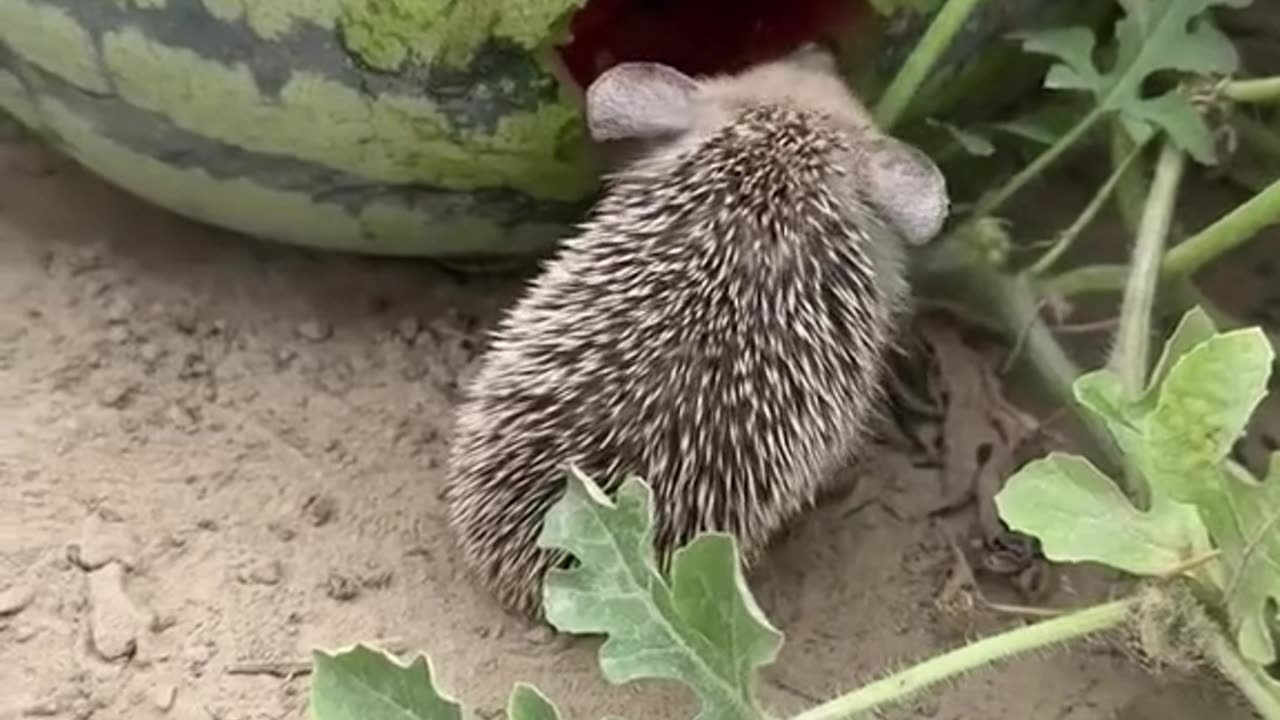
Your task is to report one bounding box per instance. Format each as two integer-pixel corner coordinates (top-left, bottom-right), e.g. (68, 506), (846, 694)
(446, 99), (901, 620)
(600, 104), (856, 233)
(586, 103), (883, 312)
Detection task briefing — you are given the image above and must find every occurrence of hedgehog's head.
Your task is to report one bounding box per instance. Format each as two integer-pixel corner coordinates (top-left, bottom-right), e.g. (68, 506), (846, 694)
(585, 46), (950, 246)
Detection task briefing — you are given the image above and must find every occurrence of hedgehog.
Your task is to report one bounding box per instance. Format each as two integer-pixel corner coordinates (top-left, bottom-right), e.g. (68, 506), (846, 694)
(444, 45), (950, 620)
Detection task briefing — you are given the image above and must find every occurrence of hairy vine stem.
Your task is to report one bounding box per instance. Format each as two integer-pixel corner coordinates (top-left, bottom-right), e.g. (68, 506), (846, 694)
(790, 599), (1137, 720)
(1042, 176), (1280, 297)
(1109, 140), (1185, 396)
(1205, 629), (1280, 719)
(1108, 140), (1185, 502)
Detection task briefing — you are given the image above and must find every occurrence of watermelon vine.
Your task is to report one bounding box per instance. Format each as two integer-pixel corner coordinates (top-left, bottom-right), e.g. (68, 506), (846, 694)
(304, 0), (1280, 717)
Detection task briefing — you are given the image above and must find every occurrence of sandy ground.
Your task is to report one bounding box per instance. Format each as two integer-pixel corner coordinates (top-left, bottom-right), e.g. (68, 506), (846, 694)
(0, 123), (1268, 720)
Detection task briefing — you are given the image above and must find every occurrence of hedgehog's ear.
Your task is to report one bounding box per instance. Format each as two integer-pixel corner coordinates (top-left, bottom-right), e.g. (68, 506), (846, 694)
(586, 62), (698, 142)
(862, 136), (950, 246)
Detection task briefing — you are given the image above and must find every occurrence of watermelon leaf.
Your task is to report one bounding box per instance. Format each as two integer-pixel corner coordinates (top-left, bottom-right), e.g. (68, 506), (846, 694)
(1208, 456), (1280, 666)
(1142, 327), (1278, 664)
(1139, 306), (1219, 410)
(538, 468), (783, 720)
(1200, 460), (1280, 664)
(1144, 328), (1274, 502)
(310, 645), (464, 720)
(1015, 0), (1248, 163)
(1074, 368), (1146, 461)
(995, 452), (1209, 576)
(508, 683), (564, 720)
(997, 307), (1280, 667)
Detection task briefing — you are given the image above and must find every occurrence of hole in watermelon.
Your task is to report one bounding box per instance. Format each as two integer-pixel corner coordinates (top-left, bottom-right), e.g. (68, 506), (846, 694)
(556, 0), (866, 88)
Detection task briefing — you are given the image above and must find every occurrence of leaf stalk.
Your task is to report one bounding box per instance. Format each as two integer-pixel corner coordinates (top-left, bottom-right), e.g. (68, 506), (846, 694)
(973, 108), (1107, 219)
(1224, 76), (1280, 105)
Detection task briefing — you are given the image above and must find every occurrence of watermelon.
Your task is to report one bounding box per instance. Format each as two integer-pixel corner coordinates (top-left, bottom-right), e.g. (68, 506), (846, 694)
(0, 0), (1086, 257)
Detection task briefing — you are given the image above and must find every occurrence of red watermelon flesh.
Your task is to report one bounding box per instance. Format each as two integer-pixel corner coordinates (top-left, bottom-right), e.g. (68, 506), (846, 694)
(557, 0), (866, 87)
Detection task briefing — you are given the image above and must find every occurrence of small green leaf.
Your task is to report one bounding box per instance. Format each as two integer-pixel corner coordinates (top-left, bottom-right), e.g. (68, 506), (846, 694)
(1141, 306), (1219, 409)
(995, 452), (1209, 575)
(1075, 369), (1148, 465)
(310, 645), (463, 720)
(1145, 328), (1275, 501)
(1075, 369), (1132, 428)
(1071, 307), (1230, 473)
(1016, 0), (1248, 163)
(990, 119), (1058, 147)
(991, 100), (1089, 147)
(538, 468), (782, 720)
(1195, 459), (1280, 664)
(927, 119), (996, 156)
(508, 683), (562, 720)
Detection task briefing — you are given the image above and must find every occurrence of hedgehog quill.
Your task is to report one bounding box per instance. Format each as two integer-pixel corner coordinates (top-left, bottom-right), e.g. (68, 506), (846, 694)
(444, 46), (950, 620)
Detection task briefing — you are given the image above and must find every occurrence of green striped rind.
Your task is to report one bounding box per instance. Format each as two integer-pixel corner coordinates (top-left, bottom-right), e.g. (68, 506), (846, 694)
(0, 0), (1069, 256)
(199, 0), (342, 41)
(0, 1), (111, 93)
(34, 93), (568, 254)
(96, 26), (591, 199)
(337, 0), (590, 72)
(185, 0), (588, 71)
(0, 0), (591, 256)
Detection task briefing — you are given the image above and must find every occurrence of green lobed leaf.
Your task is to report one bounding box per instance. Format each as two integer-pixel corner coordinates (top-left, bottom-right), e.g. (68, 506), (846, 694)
(1195, 459), (1280, 664)
(310, 645), (463, 720)
(508, 683), (563, 720)
(537, 468), (783, 720)
(995, 452), (1210, 576)
(1074, 307), (1222, 433)
(1107, 315), (1278, 662)
(1016, 0), (1250, 163)
(1140, 306), (1219, 410)
(1026, 28), (1103, 92)
(1002, 307), (1280, 665)
(1144, 328), (1274, 502)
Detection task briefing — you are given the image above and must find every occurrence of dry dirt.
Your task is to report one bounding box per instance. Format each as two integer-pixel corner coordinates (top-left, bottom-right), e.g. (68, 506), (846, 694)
(0, 125), (1267, 720)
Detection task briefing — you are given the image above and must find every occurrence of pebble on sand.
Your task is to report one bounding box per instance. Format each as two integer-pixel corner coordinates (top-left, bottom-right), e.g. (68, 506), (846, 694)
(0, 583), (35, 616)
(87, 562), (154, 661)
